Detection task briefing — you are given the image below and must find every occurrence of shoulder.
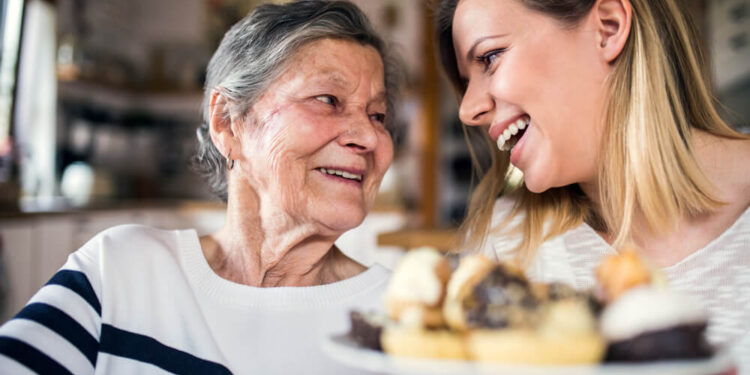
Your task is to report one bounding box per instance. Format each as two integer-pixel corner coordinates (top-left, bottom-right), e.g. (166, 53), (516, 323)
(75, 224), (192, 267)
(695, 133), (750, 206)
(487, 195), (525, 232)
(721, 137), (750, 206)
(479, 196), (524, 261)
(490, 195), (519, 217)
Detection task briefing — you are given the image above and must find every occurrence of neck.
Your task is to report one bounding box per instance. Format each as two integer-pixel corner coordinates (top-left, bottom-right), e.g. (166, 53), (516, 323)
(578, 130), (750, 266)
(201, 185), (364, 287)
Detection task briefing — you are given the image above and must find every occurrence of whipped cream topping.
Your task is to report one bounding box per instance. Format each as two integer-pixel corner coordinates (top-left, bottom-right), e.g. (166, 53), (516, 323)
(386, 247), (445, 305)
(600, 287), (708, 342)
(446, 255), (490, 300)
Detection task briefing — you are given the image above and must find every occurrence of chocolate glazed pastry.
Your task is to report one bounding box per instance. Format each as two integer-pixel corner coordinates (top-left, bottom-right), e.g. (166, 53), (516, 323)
(605, 323), (713, 362)
(540, 282), (604, 316)
(600, 287), (714, 362)
(464, 265), (540, 329)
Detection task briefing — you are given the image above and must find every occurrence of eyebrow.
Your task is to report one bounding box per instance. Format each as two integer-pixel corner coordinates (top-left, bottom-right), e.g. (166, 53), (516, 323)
(370, 91), (387, 107)
(465, 34), (508, 61)
(313, 71), (349, 88)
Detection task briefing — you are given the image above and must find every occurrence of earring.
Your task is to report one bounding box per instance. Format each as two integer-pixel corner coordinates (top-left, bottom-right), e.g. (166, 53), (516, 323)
(226, 150), (235, 170)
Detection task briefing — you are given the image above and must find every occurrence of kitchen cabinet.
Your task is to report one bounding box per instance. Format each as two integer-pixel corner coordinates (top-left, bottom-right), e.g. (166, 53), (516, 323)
(0, 223), (34, 324)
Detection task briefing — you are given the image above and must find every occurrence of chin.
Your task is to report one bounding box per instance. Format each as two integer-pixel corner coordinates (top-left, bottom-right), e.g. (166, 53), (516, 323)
(522, 174), (555, 194)
(320, 207), (367, 232)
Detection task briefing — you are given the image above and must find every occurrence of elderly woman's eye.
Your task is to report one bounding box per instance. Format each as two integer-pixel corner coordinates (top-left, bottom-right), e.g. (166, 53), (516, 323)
(315, 95), (337, 106)
(370, 113), (386, 124)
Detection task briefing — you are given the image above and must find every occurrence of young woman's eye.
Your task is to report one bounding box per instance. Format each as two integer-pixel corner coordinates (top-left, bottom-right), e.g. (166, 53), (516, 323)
(315, 95), (337, 106)
(478, 49), (506, 71)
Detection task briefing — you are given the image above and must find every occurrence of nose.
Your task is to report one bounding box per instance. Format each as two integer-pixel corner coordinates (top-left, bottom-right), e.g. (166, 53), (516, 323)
(458, 79), (493, 127)
(338, 111), (379, 153)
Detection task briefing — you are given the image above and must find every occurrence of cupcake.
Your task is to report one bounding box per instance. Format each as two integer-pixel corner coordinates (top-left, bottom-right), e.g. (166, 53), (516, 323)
(600, 287), (713, 362)
(596, 250), (714, 362)
(384, 246), (451, 328)
(380, 247), (468, 359)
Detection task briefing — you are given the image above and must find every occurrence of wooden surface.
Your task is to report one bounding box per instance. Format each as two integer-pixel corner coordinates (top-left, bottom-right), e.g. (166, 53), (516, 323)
(377, 227), (459, 251)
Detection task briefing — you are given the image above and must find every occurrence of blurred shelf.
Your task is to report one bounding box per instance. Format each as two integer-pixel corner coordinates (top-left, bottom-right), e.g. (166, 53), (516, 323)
(58, 80), (203, 121)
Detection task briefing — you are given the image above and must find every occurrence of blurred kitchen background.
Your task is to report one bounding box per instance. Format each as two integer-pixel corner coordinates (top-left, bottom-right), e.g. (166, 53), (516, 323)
(0, 0), (747, 321)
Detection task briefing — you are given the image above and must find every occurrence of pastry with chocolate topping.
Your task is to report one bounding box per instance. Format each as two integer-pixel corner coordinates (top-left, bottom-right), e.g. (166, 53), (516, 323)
(444, 255), (605, 364)
(596, 250), (714, 362)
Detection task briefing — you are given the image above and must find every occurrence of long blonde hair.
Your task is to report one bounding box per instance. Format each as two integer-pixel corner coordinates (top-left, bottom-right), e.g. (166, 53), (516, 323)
(436, 0), (748, 267)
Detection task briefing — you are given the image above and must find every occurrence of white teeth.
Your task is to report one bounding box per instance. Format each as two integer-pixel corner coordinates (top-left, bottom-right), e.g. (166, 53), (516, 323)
(496, 117), (530, 152)
(503, 129), (512, 141)
(320, 168), (362, 181)
(497, 137), (505, 151)
(341, 171), (359, 180)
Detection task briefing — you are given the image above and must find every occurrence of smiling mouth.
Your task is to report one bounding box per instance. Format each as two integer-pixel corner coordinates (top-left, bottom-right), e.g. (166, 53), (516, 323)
(497, 116), (529, 152)
(315, 167), (363, 182)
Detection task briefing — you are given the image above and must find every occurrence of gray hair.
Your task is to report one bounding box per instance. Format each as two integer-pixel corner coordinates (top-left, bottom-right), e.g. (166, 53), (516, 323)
(193, 0), (402, 202)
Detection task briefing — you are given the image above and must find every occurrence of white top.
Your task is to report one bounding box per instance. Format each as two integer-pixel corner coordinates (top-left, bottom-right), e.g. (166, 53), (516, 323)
(0, 225), (390, 374)
(481, 197), (750, 372)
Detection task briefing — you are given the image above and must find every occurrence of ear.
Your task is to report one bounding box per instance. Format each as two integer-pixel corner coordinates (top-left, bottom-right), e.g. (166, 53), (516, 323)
(208, 89), (239, 159)
(594, 0), (632, 63)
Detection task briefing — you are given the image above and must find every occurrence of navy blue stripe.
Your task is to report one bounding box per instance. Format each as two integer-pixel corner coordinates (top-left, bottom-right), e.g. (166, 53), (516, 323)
(15, 303), (99, 366)
(100, 324), (232, 375)
(46, 270), (102, 316)
(0, 336), (74, 375)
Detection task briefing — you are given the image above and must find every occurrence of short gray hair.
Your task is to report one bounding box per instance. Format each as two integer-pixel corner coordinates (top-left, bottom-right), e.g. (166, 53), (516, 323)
(193, 0), (401, 202)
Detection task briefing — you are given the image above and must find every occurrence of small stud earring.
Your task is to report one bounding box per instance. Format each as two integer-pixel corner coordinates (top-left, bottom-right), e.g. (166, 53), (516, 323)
(226, 150), (235, 170)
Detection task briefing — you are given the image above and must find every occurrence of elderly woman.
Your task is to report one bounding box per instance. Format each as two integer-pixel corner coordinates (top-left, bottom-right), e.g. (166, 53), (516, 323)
(0, 1), (399, 374)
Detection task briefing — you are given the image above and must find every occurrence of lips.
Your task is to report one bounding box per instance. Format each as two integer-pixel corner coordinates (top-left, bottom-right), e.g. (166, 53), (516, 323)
(315, 167), (365, 182)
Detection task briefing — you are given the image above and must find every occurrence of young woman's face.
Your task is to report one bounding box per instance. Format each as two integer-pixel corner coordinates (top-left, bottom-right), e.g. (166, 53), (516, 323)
(452, 0), (610, 192)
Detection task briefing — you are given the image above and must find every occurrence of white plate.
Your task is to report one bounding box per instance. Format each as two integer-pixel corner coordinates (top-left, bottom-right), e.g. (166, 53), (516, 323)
(322, 334), (735, 375)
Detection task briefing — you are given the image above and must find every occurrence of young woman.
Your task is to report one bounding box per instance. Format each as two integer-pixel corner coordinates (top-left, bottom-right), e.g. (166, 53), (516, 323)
(436, 0), (750, 368)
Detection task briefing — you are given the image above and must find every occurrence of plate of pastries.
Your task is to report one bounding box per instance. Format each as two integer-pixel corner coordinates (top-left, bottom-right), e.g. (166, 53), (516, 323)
(323, 248), (735, 374)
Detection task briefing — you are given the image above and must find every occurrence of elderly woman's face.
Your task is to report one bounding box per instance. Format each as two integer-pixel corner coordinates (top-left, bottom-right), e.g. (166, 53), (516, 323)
(236, 38), (393, 233)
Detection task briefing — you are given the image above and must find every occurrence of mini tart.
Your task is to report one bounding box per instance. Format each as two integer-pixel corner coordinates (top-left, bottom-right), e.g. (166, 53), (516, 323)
(385, 247), (451, 328)
(381, 326), (468, 360)
(468, 299), (605, 364)
(444, 255), (537, 332)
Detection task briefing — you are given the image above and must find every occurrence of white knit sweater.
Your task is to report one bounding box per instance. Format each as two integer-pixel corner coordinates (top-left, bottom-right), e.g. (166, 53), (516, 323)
(481, 197), (750, 373)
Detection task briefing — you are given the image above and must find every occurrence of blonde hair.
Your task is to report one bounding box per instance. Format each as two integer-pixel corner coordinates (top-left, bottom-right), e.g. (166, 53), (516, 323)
(437, 0), (748, 267)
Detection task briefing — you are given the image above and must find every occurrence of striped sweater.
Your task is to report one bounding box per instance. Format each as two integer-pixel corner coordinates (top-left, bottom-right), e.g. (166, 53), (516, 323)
(0, 225), (390, 374)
